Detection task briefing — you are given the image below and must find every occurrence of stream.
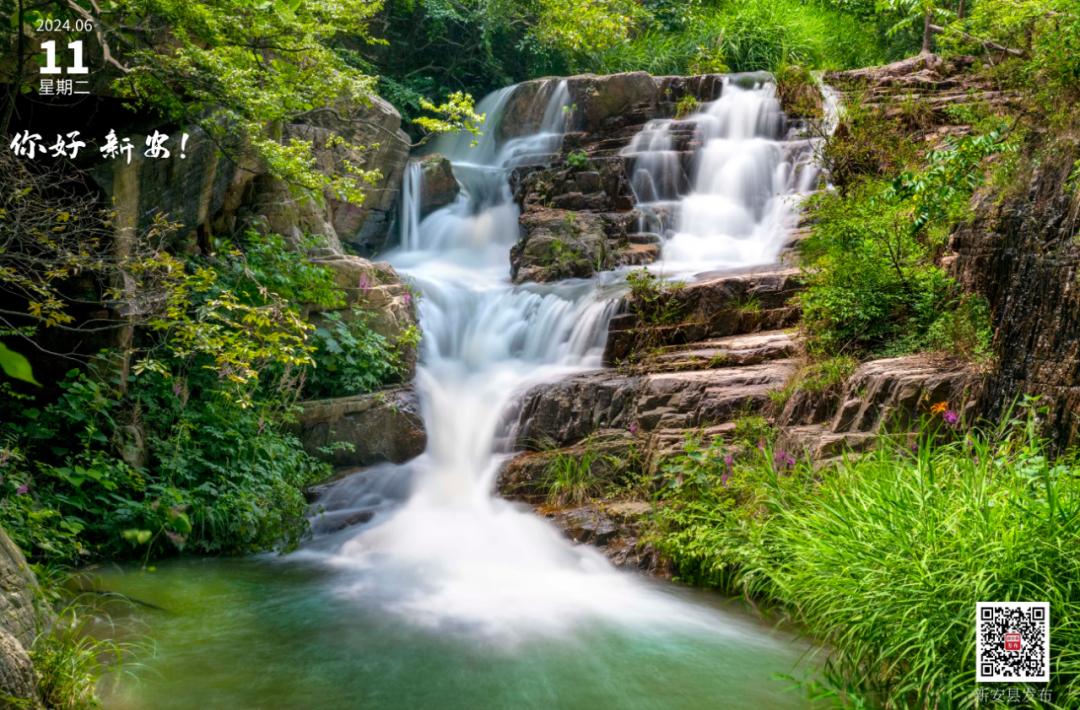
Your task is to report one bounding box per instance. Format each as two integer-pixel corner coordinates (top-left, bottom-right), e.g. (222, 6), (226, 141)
(99, 74), (824, 709)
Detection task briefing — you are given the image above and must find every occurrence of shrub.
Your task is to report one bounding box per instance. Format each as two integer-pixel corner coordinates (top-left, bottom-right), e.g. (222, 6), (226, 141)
(801, 126), (1011, 358)
(625, 269), (687, 326)
(565, 149), (590, 170)
(304, 310), (415, 399)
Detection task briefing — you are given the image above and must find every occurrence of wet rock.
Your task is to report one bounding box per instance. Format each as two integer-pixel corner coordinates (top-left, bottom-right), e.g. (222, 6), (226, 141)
(514, 360), (796, 450)
(604, 267), (804, 364)
(295, 386), (426, 468)
(417, 153), (459, 217)
(543, 502), (670, 575)
(510, 207), (658, 283)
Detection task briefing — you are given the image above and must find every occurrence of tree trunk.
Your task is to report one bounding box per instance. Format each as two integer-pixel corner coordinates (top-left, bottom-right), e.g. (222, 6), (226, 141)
(922, 11), (933, 54)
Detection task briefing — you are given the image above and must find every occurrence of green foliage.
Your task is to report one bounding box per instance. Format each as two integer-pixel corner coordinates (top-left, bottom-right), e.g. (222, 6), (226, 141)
(625, 269), (686, 326)
(801, 126), (1011, 357)
(544, 450), (606, 506)
(674, 95), (699, 119)
(774, 64), (823, 119)
(0, 342), (38, 386)
(1, 367), (329, 564)
(595, 0), (888, 76)
(304, 311), (415, 399)
(0, 229), (414, 564)
(768, 356), (858, 409)
(412, 91), (486, 145)
(565, 150), (590, 170)
(31, 606), (131, 709)
(650, 399), (1080, 705)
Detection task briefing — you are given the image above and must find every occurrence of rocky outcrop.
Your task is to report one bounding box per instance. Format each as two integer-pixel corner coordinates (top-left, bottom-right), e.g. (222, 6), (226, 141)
(950, 140), (1080, 447)
(510, 207), (657, 283)
(0, 527), (43, 707)
(415, 153), (459, 217)
(604, 268), (804, 364)
(777, 355), (982, 459)
(91, 93), (411, 256)
(825, 54), (1019, 141)
(295, 386), (426, 468)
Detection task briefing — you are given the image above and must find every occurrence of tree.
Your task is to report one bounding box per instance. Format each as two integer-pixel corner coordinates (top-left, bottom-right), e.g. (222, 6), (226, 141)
(878, 0), (956, 53)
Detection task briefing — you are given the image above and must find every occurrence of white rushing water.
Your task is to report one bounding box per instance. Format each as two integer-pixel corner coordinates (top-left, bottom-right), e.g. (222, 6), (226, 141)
(303, 76), (819, 644)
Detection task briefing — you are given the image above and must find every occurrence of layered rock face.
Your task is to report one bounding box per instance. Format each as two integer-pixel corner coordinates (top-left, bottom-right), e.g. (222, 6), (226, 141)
(951, 145), (1080, 447)
(500, 261), (982, 571)
(92, 94), (412, 255)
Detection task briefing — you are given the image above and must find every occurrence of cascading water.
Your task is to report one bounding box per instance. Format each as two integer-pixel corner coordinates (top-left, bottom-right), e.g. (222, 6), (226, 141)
(304, 81), (727, 637)
(307, 76), (818, 638)
(624, 75), (822, 275)
(98, 76), (824, 710)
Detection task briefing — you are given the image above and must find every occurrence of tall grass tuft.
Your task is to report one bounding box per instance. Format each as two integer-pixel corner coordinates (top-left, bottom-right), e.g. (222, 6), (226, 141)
(651, 400), (1080, 706)
(31, 604), (138, 709)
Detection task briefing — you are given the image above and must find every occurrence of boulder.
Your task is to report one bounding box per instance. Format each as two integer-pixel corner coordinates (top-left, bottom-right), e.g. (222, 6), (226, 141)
(0, 527), (43, 707)
(511, 208), (611, 283)
(0, 628), (38, 708)
(295, 386), (426, 468)
(417, 154), (459, 217)
(0, 528), (40, 650)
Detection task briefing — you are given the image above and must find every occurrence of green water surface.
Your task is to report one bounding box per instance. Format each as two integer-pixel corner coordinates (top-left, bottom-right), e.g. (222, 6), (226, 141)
(95, 557), (819, 710)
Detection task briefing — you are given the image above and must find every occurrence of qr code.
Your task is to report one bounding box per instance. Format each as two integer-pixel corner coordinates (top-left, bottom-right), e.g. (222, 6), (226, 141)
(977, 602), (1050, 682)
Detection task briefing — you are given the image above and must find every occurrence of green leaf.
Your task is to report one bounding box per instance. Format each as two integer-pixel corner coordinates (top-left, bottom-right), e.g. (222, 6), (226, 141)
(0, 342), (40, 386)
(123, 529), (153, 545)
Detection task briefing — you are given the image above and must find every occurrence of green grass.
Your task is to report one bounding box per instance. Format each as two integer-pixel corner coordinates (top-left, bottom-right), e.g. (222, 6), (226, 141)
(593, 0), (888, 76)
(545, 450), (607, 506)
(31, 604), (138, 709)
(650, 400), (1080, 706)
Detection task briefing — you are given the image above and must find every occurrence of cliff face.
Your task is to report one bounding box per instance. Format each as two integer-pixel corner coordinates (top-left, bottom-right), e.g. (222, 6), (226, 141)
(952, 143), (1080, 446)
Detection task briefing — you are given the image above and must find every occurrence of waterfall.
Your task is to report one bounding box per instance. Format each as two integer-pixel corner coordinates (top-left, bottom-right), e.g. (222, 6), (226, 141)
(304, 76), (815, 643)
(623, 76), (820, 275)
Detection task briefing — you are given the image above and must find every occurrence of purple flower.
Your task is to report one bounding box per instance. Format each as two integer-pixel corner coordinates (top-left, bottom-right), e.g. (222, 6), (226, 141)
(943, 410), (959, 427)
(723, 453), (734, 470)
(773, 449), (796, 470)
(402, 292), (412, 305)
(358, 274), (371, 291)
(721, 471), (730, 487)
(628, 422), (639, 435)
(16, 484), (28, 496)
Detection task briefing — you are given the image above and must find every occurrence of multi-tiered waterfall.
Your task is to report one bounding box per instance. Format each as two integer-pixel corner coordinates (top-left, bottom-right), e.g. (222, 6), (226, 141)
(100, 74), (823, 710)
(305, 75), (817, 637)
